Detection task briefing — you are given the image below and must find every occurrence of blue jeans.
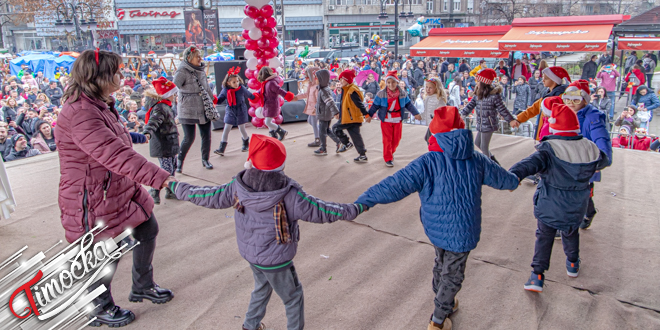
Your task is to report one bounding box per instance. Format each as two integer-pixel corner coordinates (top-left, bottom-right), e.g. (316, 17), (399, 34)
(607, 91), (616, 118)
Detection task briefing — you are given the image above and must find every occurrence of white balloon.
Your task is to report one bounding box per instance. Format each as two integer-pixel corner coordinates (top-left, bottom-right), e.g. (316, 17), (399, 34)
(268, 57), (281, 68)
(241, 17), (255, 30)
(245, 50), (255, 59)
(247, 58), (258, 70)
(248, 27), (262, 40)
(276, 67), (283, 75)
(255, 107), (265, 119)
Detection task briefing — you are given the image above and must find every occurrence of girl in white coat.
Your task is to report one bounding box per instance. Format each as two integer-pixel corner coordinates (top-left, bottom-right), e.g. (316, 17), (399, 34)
(420, 77), (447, 125)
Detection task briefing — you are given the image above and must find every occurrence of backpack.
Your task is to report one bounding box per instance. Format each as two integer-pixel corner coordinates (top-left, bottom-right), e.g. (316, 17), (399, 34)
(644, 63), (652, 72)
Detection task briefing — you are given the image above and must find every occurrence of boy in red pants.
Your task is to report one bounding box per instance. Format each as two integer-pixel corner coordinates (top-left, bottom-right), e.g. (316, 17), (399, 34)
(367, 71), (421, 167)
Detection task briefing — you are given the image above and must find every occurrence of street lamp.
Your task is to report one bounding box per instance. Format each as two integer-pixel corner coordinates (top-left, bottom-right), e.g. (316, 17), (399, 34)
(56, 2), (97, 49)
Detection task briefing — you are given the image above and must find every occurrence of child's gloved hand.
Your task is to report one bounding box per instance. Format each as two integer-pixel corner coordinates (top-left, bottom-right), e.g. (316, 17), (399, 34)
(355, 203), (369, 214)
(284, 91), (295, 102)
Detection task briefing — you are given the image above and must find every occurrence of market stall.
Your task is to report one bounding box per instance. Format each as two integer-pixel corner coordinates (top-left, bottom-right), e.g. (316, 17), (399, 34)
(410, 25), (511, 58)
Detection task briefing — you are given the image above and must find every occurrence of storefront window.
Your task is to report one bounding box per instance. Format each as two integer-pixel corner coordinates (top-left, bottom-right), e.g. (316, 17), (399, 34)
(221, 32), (246, 49)
(135, 34), (185, 52)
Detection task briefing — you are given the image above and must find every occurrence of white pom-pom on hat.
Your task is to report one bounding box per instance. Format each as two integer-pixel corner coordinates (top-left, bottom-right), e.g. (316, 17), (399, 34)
(548, 117), (556, 124)
(244, 160), (253, 170)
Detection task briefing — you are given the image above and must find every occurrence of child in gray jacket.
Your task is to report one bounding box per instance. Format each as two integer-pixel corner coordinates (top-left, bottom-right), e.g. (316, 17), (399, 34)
(314, 69), (341, 156)
(170, 134), (366, 330)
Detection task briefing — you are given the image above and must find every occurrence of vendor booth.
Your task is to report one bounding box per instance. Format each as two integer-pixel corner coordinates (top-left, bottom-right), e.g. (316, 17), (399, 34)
(410, 25), (511, 58)
(614, 6), (660, 52)
(499, 15), (629, 53)
(9, 54), (76, 80)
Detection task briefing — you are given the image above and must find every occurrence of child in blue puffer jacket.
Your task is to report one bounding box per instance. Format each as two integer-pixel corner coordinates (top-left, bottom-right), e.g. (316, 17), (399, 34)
(170, 134), (366, 330)
(355, 106), (519, 330)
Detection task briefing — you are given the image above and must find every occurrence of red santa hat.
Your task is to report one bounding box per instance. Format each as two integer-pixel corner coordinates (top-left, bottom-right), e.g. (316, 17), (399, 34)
(244, 134), (287, 171)
(475, 68), (497, 85)
(338, 69), (356, 84)
(548, 103), (581, 136)
(385, 70), (399, 84)
(540, 96), (564, 118)
(428, 106), (465, 152)
(542, 66), (571, 85)
(152, 77), (179, 99)
(562, 79), (590, 104)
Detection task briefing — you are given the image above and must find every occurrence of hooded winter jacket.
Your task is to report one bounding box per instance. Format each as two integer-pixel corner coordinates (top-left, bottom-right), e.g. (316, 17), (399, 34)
(56, 93), (170, 243)
(355, 129), (519, 253)
(513, 83), (532, 110)
(315, 70), (339, 121)
(368, 86), (420, 121)
(142, 100), (180, 158)
(262, 76), (290, 118)
(631, 86), (660, 115)
(460, 84), (515, 132)
(509, 135), (609, 231)
(171, 169), (361, 268)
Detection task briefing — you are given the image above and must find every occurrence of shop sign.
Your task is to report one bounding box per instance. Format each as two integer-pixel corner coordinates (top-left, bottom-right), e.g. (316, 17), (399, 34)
(330, 22), (394, 28)
(424, 18), (441, 25)
(97, 21), (116, 30)
(96, 30), (120, 39)
(116, 8), (183, 21)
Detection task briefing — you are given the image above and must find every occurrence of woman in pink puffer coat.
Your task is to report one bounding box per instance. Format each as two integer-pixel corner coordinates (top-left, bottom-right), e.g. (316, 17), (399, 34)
(56, 49), (175, 328)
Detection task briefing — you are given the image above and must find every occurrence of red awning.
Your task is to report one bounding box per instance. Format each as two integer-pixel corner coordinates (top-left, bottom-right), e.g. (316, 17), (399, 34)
(510, 14), (629, 27)
(498, 24), (614, 52)
(411, 26), (511, 58)
(618, 37), (660, 51)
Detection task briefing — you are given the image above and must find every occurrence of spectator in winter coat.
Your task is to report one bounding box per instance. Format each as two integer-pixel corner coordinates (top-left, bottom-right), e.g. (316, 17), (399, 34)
(460, 69), (515, 163)
(44, 81), (63, 106)
(598, 52), (613, 67)
(631, 85), (660, 116)
(496, 60), (509, 79)
(580, 55), (599, 80)
(15, 108), (40, 140)
(643, 54), (656, 88)
(596, 64), (620, 119)
(589, 87), (611, 120)
(618, 127), (654, 150)
(5, 134), (40, 161)
(511, 59), (530, 81)
(625, 65), (646, 96)
(469, 60), (486, 77)
(361, 73), (380, 96)
(356, 106), (519, 330)
(513, 77), (533, 114)
(30, 120), (56, 153)
(614, 105), (641, 132)
(458, 59), (470, 74)
(529, 70), (544, 103)
(447, 76), (462, 107)
(443, 63), (459, 88)
(460, 71), (476, 91)
(0, 123), (12, 160)
(624, 51), (637, 74)
(400, 69), (417, 91)
(413, 61), (426, 86)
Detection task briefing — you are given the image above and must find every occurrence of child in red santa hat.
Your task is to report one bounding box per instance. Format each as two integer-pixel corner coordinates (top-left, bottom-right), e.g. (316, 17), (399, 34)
(367, 70), (421, 167)
(169, 134), (368, 330)
(509, 103), (609, 293)
(142, 77), (179, 204)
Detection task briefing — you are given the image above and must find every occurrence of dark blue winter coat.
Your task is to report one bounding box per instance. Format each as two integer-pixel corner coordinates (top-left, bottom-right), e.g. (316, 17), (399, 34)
(509, 135), (609, 231)
(576, 104), (612, 182)
(216, 85), (254, 126)
(355, 129), (519, 253)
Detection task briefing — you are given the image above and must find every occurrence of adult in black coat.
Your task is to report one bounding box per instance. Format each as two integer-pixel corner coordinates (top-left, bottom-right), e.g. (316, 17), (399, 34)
(580, 55), (598, 80)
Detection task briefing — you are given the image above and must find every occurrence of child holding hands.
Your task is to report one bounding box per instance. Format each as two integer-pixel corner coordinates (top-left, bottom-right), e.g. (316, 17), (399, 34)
(170, 134), (367, 330)
(257, 66), (294, 141)
(214, 66), (255, 156)
(313, 69), (342, 156)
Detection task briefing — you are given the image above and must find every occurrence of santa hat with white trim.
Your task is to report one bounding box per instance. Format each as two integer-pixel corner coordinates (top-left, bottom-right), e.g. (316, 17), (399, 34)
(152, 77), (178, 99)
(244, 134), (287, 171)
(385, 70), (399, 84)
(475, 68), (497, 84)
(562, 79), (591, 104)
(548, 103), (581, 136)
(540, 96), (564, 118)
(542, 66), (571, 85)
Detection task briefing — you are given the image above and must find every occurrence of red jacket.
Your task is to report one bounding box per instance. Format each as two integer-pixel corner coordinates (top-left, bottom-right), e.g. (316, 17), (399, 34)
(625, 69), (646, 95)
(56, 93), (170, 243)
(618, 135), (653, 151)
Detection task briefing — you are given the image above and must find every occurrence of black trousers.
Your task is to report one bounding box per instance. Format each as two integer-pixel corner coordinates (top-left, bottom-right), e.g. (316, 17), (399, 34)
(89, 213), (159, 312)
(318, 120), (339, 150)
(531, 219), (579, 275)
(178, 122), (212, 162)
(332, 122), (366, 156)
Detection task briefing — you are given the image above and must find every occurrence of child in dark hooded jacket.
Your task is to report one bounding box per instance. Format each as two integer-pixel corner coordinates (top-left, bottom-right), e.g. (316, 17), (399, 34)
(170, 134), (367, 330)
(313, 69), (341, 156)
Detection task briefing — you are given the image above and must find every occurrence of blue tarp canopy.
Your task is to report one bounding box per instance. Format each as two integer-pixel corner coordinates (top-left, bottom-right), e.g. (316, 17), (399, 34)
(204, 52), (234, 62)
(9, 54), (76, 80)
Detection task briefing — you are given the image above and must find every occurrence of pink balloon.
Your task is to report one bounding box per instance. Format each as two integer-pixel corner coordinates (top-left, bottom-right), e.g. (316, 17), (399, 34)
(257, 57), (269, 67)
(254, 49), (264, 58)
(262, 48), (275, 59)
(245, 68), (256, 79)
(278, 97), (284, 107)
(273, 115), (283, 125)
(261, 27), (274, 39)
(254, 17), (267, 29)
(251, 117), (265, 127)
(245, 40), (258, 51)
(248, 107), (256, 117)
(257, 38), (270, 49)
(266, 17), (277, 29)
(260, 5), (274, 17)
(244, 5), (260, 19)
(268, 38), (279, 49)
(248, 78), (260, 90)
(241, 29), (250, 40)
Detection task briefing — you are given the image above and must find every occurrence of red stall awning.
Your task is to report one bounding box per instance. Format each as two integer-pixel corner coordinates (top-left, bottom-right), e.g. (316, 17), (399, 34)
(498, 15), (628, 52)
(411, 25), (511, 58)
(618, 37), (660, 51)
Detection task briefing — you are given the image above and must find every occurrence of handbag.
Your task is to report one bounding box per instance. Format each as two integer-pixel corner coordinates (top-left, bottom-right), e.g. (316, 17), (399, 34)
(191, 72), (219, 121)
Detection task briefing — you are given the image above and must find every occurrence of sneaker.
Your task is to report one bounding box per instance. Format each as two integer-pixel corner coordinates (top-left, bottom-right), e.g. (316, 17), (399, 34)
(555, 231), (561, 240)
(524, 272), (544, 292)
(314, 148), (328, 156)
(566, 259), (580, 278)
(428, 318), (452, 330)
(344, 142), (354, 151)
(308, 138), (320, 147)
(243, 323), (266, 330)
(580, 211), (596, 229)
(385, 160), (394, 167)
(336, 143), (348, 153)
(354, 155), (368, 163)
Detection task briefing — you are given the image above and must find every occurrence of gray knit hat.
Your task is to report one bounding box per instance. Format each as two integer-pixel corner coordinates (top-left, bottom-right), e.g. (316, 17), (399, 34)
(183, 45), (203, 63)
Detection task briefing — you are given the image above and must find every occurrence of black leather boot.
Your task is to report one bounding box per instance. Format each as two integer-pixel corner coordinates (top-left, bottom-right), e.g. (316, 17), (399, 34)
(149, 188), (160, 205)
(176, 159), (183, 173)
(214, 142), (228, 156)
(275, 126), (288, 141)
(242, 138), (249, 152)
(164, 188), (177, 200)
(202, 160), (213, 169)
(268, 130), (277, 138)
(128, 284), (174, 304)
(89, 305), (135, 327)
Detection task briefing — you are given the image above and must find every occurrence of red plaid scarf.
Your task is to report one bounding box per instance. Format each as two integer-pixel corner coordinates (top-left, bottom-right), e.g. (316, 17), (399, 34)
(274, 201), (291, 244)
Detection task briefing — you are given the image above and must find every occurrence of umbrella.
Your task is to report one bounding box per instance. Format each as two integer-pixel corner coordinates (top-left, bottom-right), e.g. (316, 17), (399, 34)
(329, 71), (338, 80)
(355, 69), (379, 86)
